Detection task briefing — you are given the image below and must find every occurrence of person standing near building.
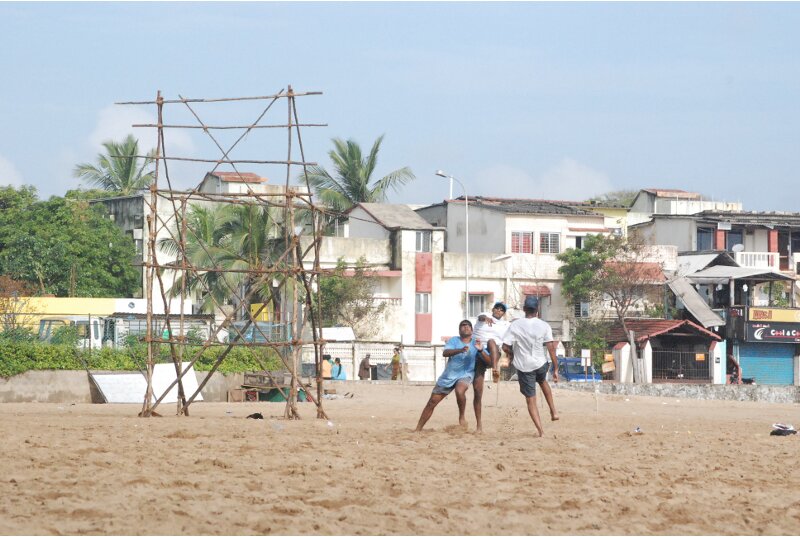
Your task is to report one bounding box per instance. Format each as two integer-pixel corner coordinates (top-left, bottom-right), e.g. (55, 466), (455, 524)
(391, 346), (401, 380)
(502, 296), (560, 437)
(321, 354), (333, 380)
(358, 353), (372, 380)
(398, 344), (409, 381)
(414, 320), (488, 432)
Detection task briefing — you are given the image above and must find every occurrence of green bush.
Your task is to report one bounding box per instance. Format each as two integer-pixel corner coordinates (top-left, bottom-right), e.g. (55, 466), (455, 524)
(0, 341), (283, 378)
(0, 327), (37, 343)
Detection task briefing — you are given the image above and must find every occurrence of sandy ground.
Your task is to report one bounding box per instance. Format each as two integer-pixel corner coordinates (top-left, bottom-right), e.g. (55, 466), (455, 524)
(1, 381), (800, 536)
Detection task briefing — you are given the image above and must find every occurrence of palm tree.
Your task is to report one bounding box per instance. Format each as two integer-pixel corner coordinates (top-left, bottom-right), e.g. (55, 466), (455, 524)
(302, 135), (415, 213)
(160, 203), (287, 318)
(73, 135), (156, 195)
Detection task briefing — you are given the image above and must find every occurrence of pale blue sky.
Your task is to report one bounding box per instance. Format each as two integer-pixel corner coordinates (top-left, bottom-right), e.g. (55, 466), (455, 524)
(1, 2), (799, 210)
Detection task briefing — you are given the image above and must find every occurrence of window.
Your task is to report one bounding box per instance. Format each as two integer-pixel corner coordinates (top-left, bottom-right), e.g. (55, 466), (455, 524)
(511, 231), (534, 253)
(133, 214), (144, 228)
(574, 302), (590, 318)
(575, 236), (584, 249)
(726, 229), (743, 251)
(415, 293), (431, 314)
(468, 294), (486, 318)
(697, 227), (714, 251)
(523, 294), (546, 318)
(540, 232), (560, 254)
(415, 231), (431, 252)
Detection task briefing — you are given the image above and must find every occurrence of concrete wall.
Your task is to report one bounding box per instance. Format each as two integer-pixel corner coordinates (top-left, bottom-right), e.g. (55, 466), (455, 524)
(0, 370), (244, 404)
(558, 381), (800, 404)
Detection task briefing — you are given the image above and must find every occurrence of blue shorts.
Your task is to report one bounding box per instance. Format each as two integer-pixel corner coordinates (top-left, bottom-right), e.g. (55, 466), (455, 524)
(432, 377), (472, 395)
(517, 362), (550, 397)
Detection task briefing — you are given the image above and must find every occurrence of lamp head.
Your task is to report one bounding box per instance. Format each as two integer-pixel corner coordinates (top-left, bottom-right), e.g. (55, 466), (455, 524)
(435, 170), (448, 178)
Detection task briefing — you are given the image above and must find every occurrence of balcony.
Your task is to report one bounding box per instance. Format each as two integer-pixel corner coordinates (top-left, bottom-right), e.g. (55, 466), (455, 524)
(735, 251), (779, 271)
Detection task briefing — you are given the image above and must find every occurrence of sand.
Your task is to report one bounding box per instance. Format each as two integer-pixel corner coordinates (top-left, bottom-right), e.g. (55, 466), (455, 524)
(1, 381), (799, 535)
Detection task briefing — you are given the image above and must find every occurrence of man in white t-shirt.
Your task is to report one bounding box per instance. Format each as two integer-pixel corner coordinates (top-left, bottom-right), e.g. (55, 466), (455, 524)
(472, 302), (509, 432)
(502, 296), (559, 437)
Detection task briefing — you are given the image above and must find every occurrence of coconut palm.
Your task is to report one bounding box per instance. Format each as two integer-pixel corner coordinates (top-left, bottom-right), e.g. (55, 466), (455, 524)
(160, 203), (288, 318)
(302, 135), (415, 212)
(73, 135), (156, 195)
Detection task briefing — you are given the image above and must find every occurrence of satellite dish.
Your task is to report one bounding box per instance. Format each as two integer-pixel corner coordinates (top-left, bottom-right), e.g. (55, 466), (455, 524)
(731, 244), (744, 253)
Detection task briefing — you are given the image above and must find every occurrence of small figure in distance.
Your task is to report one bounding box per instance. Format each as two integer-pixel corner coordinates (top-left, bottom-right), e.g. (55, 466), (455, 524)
(414, 319), (489, 432)
(332, 357), (347, 380)
(358, 353), (372, 381)
(502, 296), (560, 437)
(321, 354), (333, 380)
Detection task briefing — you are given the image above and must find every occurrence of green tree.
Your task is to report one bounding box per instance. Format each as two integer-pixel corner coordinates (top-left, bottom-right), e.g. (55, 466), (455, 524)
(587, 189), (639, 206)
(557, 234), (663, 382)
(318, 257), (387, 339)
(73, 135), (156, 195)
(302, 135), (415, 213)
(160, 204), (287, 318)
(0, 194), (139, 297)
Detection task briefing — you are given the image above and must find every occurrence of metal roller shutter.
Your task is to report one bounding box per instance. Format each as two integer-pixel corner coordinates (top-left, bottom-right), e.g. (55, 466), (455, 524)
(738, 343), (795, 385)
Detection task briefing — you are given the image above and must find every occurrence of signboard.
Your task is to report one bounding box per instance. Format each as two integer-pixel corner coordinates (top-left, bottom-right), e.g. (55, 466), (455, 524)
(745, 322), (800, 343)
(695, 353), (706, 362)
(604, 353), (614, 362)
(581, 349), (591, 367)
(601, 362), (615, 373)
(748, 308), (800, 323)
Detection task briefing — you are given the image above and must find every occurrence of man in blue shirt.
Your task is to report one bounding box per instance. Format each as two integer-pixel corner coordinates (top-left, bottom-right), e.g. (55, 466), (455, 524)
(414, 319), (489, 432)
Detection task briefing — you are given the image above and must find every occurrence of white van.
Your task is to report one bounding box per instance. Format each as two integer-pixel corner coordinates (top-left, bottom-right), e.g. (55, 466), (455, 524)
(37, 316), (103, 350)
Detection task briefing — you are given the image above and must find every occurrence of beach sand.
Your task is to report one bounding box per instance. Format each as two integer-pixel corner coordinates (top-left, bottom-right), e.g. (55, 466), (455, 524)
(1, 381), (799, 535)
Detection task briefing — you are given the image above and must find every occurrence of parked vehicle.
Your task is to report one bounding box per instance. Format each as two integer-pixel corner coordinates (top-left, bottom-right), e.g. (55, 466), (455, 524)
(38, 316), (103, 350)
(38, 313), (212, 349)
(557, 357), (602, 383)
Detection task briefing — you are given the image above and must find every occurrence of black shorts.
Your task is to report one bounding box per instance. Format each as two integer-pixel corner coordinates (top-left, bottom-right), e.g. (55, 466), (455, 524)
(517, 362), (550, 397)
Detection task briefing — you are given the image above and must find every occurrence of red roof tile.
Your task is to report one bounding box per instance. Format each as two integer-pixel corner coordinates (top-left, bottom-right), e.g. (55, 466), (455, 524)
(607, 319), (721, 345)
(521, 285), (551, 297)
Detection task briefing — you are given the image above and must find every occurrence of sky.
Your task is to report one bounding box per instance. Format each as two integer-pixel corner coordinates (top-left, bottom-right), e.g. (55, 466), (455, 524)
(1, 2), (800, 211)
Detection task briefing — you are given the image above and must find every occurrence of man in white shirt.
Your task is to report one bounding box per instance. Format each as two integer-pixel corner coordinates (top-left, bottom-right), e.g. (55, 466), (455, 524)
(502, 296), (559, 437)
(472, 302), (509, 432)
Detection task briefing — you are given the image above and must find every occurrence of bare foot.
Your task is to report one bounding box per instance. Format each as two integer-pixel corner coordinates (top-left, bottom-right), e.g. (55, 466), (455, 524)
(536, 430), (544, 437)
(551, 414), (560, 421)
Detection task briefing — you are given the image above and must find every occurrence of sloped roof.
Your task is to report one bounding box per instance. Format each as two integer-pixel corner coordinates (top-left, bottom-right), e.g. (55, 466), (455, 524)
(462, 196), (601, 217)
(355, 203), (437, 230)
(687, 265), (795, 284)
(668, 277), (725, 328)
(607, 318), (721, 345)
(604, 261), (666, 283)
(676, 251), (738, 276)
(636, 210), (800, 228)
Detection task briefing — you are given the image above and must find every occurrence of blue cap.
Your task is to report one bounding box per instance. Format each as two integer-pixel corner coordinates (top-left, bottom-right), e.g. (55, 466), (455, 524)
(523, 296), (539, 310)
(493, 302), (507, 312)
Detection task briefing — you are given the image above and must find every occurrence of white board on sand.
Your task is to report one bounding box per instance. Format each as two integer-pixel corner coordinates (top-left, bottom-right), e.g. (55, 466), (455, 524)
(91, 372), (151, 404)
(90, 362), (203, 404)
(151, 362), (203, 403)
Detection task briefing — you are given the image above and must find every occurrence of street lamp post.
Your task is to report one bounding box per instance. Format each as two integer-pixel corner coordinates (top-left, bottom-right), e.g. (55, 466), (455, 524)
(436, 170), (469, 318)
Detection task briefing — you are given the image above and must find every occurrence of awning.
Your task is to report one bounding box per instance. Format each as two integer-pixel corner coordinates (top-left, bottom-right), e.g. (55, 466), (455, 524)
(686, 265), (795, 285)
(521, 285), (551, 297)
(668, 277), (725, 328)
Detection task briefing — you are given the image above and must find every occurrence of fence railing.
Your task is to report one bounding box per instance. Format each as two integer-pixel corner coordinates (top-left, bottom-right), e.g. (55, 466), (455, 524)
(651, 349), (710, 382)
(301, 342), (444, 382)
